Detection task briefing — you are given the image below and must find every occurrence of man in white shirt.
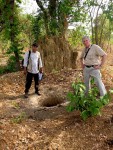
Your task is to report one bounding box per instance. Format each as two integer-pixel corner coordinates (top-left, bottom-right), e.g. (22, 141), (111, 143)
(23, 43), (43, 98)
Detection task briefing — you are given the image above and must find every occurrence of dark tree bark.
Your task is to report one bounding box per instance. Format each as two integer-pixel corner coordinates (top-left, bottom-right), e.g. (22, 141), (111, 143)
(6, 0), (20, 70)
(35, 0), (69, 36)
(48, 0), (57, 19)
(36, 0), (50, 35)
(0, 2), (5, 32)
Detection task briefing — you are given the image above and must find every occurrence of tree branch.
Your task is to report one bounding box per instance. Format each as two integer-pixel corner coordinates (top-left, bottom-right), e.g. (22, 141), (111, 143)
(36, 0), (47, 14)
(35, 0), (49, 34)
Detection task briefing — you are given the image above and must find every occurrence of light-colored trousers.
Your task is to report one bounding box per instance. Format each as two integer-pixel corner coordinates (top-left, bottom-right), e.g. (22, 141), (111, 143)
(83, 66), (107, 96)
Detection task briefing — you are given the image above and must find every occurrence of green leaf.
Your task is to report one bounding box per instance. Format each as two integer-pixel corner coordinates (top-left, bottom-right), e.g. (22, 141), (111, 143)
(102, 99), (109, 105)
(81, 110), (90, 121)
(67, 92), (74, 99)
(109, 89), (113, 94)
(91, 100), (103, 108)
(79, 83), (86, 89)
(89, 107), (100, 116)
(66, 105), (75, 112)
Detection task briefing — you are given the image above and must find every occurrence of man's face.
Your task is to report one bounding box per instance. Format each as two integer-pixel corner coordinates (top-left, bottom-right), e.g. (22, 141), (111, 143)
(83, 38), (90, 48)
(32, 46), (38, 52)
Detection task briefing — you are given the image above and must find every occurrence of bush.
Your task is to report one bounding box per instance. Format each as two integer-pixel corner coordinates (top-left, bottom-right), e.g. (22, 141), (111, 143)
(0, 66), (7, 74)
(6, 55), (17, 72)
(0, 55), (23, 75)
(66, 82), (112, 121)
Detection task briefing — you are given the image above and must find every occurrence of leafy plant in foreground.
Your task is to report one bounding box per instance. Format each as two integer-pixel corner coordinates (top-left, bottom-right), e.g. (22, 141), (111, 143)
(66, 82), (112, 121)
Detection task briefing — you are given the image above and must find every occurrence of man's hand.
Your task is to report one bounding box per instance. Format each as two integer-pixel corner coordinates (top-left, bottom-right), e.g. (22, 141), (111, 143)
(94, 54), (107, 69)
(80, 58), (85, 69)
(81, 64), (85, 69)
(39, 67), (43, 73)
(94, 65), (101, 69)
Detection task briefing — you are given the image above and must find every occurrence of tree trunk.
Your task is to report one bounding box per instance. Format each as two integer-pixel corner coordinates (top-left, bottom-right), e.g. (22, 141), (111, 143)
(94, 0), (103, 45)
(36, 0), (50, 35)
(99, 15), (106, 46)
(89, 5), (97, 43)
(49, 0), (57, 19)
(7, 0), (20, 70)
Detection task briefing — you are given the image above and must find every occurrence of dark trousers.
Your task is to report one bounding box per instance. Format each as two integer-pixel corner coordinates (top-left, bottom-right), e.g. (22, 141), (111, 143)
(25, 72), (39, 93)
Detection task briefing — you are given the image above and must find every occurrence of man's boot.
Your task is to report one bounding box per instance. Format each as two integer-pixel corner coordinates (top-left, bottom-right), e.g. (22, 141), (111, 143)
(24, 92), (28, 98)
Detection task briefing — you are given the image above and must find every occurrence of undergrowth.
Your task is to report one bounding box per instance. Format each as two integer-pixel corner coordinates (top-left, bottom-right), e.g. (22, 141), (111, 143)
(66, 80), (113, 121)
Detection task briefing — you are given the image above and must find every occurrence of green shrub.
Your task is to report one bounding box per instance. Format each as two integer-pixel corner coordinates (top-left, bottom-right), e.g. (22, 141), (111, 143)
(0, 55), (23, 75)
(0, 55), (17, 74)
(0, 66), (6, 74)
(6, 55), (17, 72)
(66, 82), (112, 121)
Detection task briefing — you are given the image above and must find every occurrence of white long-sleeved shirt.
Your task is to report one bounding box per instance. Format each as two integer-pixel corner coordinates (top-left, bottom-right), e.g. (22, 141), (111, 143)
(23, 51), (43, 74)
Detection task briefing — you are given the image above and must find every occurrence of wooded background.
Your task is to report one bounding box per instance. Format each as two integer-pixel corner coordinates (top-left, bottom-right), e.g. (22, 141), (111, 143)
(0, 0), (113, 72)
